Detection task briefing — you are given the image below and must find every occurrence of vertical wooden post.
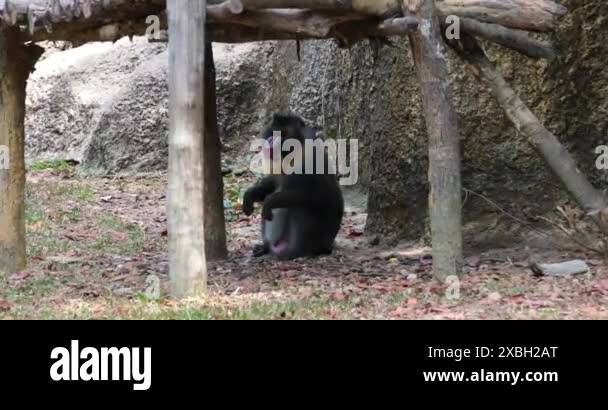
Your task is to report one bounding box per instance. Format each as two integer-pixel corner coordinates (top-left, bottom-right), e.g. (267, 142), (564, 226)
(406, 0), (463, 281)
(0, 29), (43, 274)
(167, 0), (208, 297)
(203, 38), (228, 261)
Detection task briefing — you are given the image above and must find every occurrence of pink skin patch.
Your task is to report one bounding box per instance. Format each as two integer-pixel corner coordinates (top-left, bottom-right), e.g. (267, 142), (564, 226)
(271, 240), (289, 254)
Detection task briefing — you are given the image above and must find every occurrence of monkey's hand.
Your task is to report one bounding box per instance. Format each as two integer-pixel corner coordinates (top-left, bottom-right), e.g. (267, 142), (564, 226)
(242, 191), (255, 216)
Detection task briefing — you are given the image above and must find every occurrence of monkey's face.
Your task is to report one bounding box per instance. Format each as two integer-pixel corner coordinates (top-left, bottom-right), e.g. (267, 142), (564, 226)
(260, 115), (304, 172)
(260, 130), (286, 175)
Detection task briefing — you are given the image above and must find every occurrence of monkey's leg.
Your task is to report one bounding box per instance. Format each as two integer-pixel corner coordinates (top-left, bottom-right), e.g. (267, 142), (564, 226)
(261, 191), (326, 221)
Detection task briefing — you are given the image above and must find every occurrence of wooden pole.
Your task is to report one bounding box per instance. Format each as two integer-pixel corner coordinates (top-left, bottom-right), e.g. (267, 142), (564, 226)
(167, 0), (208, 297)
(406, 0), (463, 281)
(203, 39), (228, 261)
(0, 28), (43, 274)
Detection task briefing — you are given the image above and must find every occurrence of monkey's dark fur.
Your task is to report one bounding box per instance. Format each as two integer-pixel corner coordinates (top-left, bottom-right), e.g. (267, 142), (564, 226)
(243, 113), (344, 260)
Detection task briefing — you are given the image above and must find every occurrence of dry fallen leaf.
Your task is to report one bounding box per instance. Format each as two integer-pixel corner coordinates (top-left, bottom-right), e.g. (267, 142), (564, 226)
(486, 292), (503, 303)
(27, 221), (45, 232)
(0, 299), (11, 312)
(9, 270), (32, 281)
(110, 230), (128, 242)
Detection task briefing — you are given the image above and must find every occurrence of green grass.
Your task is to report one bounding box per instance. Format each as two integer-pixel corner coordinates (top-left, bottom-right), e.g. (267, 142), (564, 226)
(28, 160), (75, 172)
(27, 229), (72, 258)
(0, 293), (367, 320)
(92, 215), (145, 255)
(73, 185), (95, 202)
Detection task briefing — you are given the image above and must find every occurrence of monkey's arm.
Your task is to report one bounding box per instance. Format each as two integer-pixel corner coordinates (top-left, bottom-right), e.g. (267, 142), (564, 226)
(261, 191), (326, 221)
(243, 176), (277, 216)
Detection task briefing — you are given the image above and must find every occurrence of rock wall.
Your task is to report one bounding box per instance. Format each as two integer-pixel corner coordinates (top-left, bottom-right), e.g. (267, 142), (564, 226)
(26, 38), (276, 174)
(268, 0), (608, 249)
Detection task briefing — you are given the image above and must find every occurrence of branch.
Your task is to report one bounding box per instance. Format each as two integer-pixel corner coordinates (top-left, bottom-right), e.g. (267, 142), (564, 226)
(237, 0), (356, 11)
(458, 18), (555, 59)
(450, 34), (608, 235)
(230, 0), (567, 31)
(207, 8), (368, 38)
(436, 0), (567, 32)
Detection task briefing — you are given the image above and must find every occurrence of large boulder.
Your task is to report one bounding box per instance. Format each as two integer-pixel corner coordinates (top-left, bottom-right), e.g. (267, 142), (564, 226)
(26, 37), (276, 174)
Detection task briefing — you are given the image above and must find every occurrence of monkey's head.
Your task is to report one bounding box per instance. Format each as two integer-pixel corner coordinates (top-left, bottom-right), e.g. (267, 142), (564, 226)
(260, 114), (319, 175)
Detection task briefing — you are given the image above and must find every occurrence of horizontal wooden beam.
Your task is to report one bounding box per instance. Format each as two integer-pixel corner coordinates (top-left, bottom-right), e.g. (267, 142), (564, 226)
(2, 0), (567, 37)
(1, 0), (567, 51)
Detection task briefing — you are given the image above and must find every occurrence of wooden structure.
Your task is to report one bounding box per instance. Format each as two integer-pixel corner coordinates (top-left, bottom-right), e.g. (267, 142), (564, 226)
(1, 0), (603, 295)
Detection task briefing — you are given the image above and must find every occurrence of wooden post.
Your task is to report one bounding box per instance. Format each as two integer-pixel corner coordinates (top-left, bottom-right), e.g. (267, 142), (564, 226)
(406, 0), (463, 281)
(167, 0), (208, 297)
(0, 29), (43, 274)
(203, 38), (228, 261)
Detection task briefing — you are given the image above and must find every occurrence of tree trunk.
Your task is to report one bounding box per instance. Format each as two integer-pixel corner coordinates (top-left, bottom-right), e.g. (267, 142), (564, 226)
(0, 29), (43, 274)
(406, 0), (463, 281)
(203, 39), (228, 261)
(167, 0), (208, 297)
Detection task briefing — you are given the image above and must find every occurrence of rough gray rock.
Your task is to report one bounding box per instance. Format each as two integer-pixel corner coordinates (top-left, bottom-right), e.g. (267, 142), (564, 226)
(26, 38), (277, 174)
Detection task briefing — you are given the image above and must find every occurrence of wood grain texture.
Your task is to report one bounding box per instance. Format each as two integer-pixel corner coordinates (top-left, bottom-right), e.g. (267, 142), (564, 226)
(407, 0), (463, 280)
(0, 28), (43, 273)
(167, 0), (208, 297)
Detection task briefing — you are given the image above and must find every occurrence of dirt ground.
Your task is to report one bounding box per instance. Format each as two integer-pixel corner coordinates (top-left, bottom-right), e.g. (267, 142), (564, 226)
(1, 166), (607, 319)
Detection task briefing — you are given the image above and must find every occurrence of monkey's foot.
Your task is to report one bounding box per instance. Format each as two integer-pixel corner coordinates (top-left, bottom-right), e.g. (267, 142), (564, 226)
(252, 244), (269, 258)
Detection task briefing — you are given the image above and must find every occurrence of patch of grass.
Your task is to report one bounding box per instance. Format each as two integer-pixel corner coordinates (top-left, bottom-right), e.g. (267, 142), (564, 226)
(536, 308), (561, 319)
(384, 291), (410, 306)
(1, 292), (369, 320)
(28, 160), (75, 172)
(57, 207), (82, 224)
(0, 274), (62, 315)
(92, 215), (145, 255)
(71, 184), (95, 203)
(27, 229), (73, 259)
(25, 205), (45, 225)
